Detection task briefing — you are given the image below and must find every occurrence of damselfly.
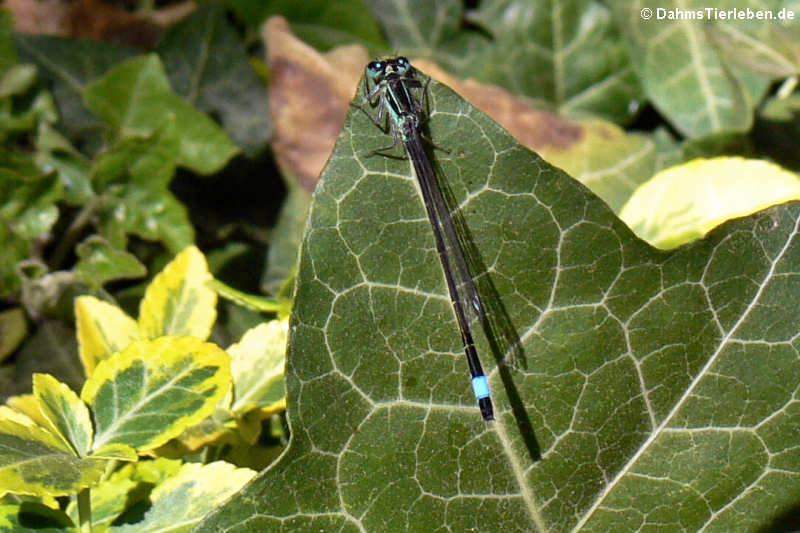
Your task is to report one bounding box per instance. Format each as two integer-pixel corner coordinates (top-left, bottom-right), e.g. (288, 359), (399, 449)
(358, 57), (495, 421)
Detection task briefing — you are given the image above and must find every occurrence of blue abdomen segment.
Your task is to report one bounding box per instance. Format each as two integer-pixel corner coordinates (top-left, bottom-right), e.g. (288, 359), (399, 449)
(471, 375), (490, 400)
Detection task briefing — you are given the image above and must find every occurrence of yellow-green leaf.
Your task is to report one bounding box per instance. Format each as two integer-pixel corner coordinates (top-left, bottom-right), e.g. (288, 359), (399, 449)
(75, 295), (140, 376)
(0, 419), (107, 497)
(0, 405), (35, 427)
(110, 461), (255, 533)
(91, 442), (137, 461)
(33, 374), (93, 457)
(228, 320), (287, 416)
(4, 395), (48, 428)
(124, 456), (182, 484)
(138, 246), (217, 339)
(153, 407), (236, 456)
(81, 336), (231, 452)
(620, 157), (800, 249)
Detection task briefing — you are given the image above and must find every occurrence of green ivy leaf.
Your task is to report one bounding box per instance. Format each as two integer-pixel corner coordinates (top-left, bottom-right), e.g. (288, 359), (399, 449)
(609, 0), (772, 137)
(13, 34), (139, 148)
(34, 123), (93, 204)
(0, 166), (61, 238)
(156, 2), (270, 157)
(367, 0), (642, 123)
(90, 119), (194, 252)
(228, 0), (387, 51)
(196, 71), (800, 532)
(470, 0), (641, 122)
(84, 54), (239, 174)
(73, 236), (147, 290)
(0, 169), (62, 298)
(704, 10), (800, 79)
(365, 0), (465, 53)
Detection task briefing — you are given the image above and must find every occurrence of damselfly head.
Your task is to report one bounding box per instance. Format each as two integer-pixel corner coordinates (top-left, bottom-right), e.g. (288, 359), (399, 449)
(366, 56), (413, 83)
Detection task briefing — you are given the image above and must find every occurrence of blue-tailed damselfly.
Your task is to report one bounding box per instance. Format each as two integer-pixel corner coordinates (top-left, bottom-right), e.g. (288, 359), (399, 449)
(359, 57), (495, 421)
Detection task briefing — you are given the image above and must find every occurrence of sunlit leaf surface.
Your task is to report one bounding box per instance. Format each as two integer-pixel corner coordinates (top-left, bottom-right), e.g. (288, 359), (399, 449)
(195, 71), (800, 532)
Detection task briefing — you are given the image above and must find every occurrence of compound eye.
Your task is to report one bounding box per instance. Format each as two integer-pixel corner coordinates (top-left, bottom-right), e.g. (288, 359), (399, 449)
(394, 57), (411, 73)
(366, 60), (383, 74)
